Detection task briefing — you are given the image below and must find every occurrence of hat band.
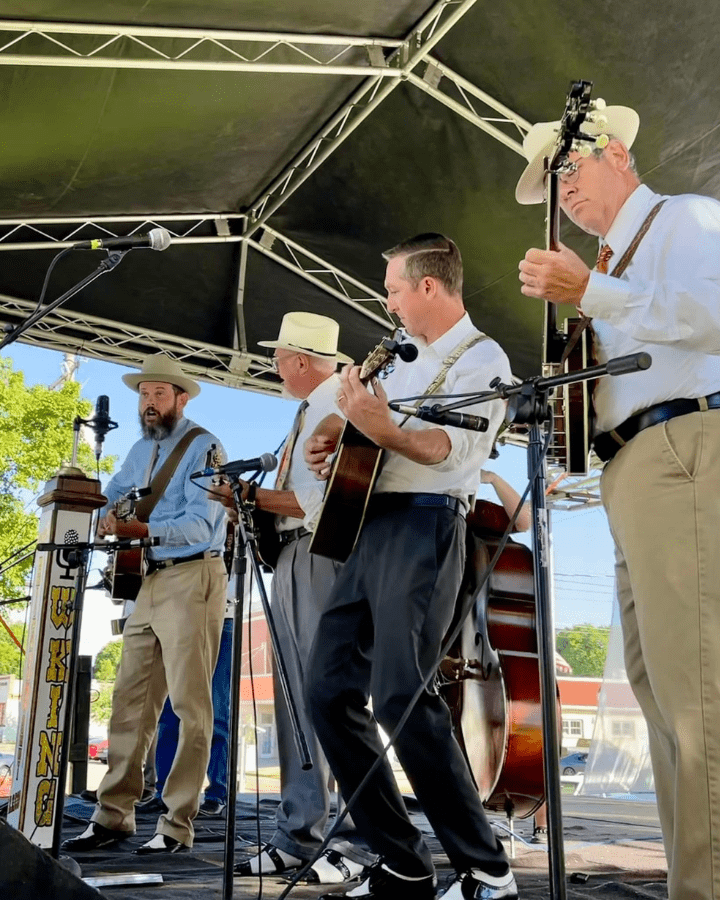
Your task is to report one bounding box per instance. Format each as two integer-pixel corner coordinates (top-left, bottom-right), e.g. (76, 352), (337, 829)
(286, 342), (337, 358)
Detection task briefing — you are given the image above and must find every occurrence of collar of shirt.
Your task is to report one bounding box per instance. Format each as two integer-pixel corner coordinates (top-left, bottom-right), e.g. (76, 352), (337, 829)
(408, 311), (477, 362)
(602, 183), (661, 262)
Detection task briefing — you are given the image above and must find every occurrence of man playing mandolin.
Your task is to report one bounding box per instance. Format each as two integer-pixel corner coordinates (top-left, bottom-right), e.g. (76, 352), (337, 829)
(215, 312), (375, 886)
(517, 97), (720, 900)
(304, 234), (515, 900)
(62, 353), (228, 856)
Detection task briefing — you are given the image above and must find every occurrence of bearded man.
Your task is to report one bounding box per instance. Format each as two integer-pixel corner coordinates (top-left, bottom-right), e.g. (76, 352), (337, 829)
(62, 353), (228, 856)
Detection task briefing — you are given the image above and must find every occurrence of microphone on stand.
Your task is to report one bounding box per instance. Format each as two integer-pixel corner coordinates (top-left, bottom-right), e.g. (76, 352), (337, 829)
(382, 339), (419, 363)
(192, 452), (278, 479)
(70, 227), (172, 252)
(90, 395), (118, 460)
(388, 402), (489, 432)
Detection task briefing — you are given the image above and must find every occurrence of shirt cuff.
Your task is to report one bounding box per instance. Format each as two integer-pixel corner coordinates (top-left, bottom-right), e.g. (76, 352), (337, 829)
(580, 271), (633, 323)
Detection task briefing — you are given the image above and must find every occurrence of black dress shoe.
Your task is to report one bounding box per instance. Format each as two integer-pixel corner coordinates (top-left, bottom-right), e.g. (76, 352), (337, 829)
(135, 795), (168, 814)
(61, 822), (133, 852)
(319, 861), (435, 899)
(197, 797), (226, 817)
(134, 833), (189, 855)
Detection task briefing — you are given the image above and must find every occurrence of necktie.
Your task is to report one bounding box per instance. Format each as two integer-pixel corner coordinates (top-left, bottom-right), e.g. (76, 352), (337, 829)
(274, 400), (309, 490)
(561, 246), (612, 366)
(595, 244), (614, 275)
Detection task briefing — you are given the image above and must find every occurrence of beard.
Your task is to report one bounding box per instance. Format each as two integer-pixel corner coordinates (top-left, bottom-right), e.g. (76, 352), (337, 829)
(139, 405), (179, 441)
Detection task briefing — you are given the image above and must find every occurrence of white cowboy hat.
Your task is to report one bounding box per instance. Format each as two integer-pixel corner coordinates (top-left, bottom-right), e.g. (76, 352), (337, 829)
(122, 353), (200, 398)
(515, 105), (640, 205)
(258, 311), (353, 364)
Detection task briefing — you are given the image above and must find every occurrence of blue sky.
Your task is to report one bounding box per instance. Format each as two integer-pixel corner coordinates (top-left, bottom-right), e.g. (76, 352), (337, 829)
(3, 341), (617, 657)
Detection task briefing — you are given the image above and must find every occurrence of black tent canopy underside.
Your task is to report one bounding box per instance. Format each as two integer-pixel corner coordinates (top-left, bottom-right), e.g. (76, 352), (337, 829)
(0, 0), (718, 392)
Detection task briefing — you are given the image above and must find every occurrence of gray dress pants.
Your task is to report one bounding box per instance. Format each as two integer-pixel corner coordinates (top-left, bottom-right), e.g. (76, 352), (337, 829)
(269, 533), (374, 865)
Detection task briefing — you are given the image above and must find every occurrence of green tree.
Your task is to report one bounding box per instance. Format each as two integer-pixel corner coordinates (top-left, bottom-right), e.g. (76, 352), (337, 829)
(93, 639), (123, 681)
(0, 620), (25, 676)
(0, 357), (115, 607)
(91, 683), (115, 726)
(556, 624), (610, 678)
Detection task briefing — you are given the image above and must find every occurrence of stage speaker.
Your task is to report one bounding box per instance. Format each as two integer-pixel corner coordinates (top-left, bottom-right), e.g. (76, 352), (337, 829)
(0, 820), (101, 899)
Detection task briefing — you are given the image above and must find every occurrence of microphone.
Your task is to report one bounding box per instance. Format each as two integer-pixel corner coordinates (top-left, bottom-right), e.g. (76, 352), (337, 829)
(192, 452), (278, 479)
(382, 338), (419, 363)
(90, 395), (118, 459)
(71, 227), (172, 252)
(389, 403), (489, 432)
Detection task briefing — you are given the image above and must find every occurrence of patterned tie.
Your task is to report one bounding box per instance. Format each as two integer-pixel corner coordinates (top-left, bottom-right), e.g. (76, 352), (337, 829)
(274, 400), (309, 490)
(561, 246), (613, 366)
(595, 244), (614, 275)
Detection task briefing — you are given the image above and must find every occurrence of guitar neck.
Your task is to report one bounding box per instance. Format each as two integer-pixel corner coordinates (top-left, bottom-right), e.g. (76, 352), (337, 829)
(542, 169), (565, 367)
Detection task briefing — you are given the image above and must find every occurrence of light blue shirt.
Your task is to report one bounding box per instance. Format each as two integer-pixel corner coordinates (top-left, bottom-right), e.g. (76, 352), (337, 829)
(101, 416), (227, 560)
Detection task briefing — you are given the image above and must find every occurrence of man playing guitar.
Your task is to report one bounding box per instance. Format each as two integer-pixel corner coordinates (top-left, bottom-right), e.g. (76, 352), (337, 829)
(62, 353), (227, 856)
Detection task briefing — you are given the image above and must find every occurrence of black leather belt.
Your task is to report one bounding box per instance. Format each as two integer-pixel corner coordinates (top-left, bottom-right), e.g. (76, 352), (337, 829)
(367, 492), (465, 518)
(146, 549), (221, 574)
(278, 527), (310, 546)
(593, 391), (720, 463)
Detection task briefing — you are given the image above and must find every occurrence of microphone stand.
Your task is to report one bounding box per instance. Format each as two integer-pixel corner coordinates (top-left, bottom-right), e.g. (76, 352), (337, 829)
(222, 476), (312, 900)
(0, 250), (129, 350)
(403, 351), (651, 900)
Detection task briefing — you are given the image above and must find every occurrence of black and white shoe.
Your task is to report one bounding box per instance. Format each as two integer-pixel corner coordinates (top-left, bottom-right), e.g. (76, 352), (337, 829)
(234, 843), (302, 876)
(134, 833), (189, 855)
(440, 869), (517, 900)
(304, 849), (366, 884)
(319, 861), (436, 899)
(61, 822), (132, 852)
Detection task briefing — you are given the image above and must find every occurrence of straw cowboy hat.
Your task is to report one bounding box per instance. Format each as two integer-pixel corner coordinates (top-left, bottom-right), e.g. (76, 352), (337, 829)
(515, 105), (640, 205)
(258, 311), (353, 364)
(122, 353), (201, 399)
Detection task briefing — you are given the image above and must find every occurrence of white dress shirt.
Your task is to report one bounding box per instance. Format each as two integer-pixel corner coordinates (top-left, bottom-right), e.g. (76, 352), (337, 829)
(581, 183), (720, 433)
(279, 372), (342, 532)
(374, 313), (511, 506)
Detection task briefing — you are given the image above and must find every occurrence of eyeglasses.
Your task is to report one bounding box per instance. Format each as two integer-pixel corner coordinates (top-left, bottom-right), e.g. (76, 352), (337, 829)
(557, 160), (581, 185)
(544, 160), (581, 189)
(270, 352), (300, 373)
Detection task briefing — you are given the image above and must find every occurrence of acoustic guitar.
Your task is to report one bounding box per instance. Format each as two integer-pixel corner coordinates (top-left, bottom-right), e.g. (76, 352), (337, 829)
(542, 79), (597, 475)
(103, 486), (151, 600)
(308, 335), (417, 562)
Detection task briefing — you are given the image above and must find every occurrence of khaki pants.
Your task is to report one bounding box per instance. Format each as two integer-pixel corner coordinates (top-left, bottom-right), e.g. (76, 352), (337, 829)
(94, 556), (226, 846)
(601, 410), (720, 900)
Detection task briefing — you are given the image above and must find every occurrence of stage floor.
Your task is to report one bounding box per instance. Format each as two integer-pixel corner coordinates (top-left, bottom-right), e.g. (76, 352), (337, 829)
(60, 792), (668, 899)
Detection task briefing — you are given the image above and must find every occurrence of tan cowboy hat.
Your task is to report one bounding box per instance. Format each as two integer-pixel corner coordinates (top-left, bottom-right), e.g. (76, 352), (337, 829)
(515, 105), (640, 205)
(258, 311), (353, 364)
(122, 353), (200, 398)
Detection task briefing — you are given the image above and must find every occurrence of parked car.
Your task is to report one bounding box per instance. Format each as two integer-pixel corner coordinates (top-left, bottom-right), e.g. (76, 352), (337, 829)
(0, 751), (13, 798)
(88, 736), (109, 763)
(560, 751), (588, 775)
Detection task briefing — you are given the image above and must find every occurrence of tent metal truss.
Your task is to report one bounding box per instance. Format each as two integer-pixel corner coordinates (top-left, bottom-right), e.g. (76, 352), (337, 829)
(0, 291), (284, 395)
(0, 3), (601, 502)
(0, 213), (392, 386)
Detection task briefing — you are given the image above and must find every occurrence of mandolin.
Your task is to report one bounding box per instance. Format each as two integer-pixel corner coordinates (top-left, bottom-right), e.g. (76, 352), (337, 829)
(308, 335), (417, 562)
